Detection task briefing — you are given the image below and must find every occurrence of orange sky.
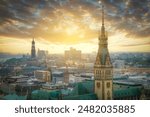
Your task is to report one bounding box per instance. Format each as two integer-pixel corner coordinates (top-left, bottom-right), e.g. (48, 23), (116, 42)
(0, 0), (150, 54)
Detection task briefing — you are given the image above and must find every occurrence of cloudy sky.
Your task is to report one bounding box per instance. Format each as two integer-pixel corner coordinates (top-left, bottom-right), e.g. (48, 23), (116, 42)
(0, 0), (150, 54)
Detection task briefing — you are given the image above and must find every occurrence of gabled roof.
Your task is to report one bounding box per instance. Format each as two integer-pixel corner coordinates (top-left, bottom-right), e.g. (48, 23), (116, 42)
(95, 48), (111, 66)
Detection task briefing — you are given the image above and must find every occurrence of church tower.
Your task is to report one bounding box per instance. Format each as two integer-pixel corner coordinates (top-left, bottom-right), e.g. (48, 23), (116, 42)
(31, 38), (36, 58)
(94, 5), (113, 100)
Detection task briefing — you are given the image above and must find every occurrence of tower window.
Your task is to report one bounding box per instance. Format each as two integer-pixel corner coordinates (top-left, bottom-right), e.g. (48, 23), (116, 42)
(106, 70), (111, 75)
(106, 82), (110, 88)
(97, 82), (100, 88)
(107, 91), (111, 100)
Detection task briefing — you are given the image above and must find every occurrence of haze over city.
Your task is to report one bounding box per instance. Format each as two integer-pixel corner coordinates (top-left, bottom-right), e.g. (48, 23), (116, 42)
(0, 0), (150, 54)
(0, 0), (150, 101)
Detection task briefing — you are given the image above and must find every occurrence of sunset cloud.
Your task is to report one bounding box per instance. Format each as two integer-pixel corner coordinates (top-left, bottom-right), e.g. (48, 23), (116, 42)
(0, 0), (150, 53)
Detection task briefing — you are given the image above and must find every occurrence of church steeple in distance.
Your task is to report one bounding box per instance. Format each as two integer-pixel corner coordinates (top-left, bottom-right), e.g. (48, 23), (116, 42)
(31, 38), (36, 58)
(94, 4), (113, 100)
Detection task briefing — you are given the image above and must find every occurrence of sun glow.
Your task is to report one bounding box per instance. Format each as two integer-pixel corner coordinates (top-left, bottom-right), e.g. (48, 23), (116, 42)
(0, 1), (150, 54)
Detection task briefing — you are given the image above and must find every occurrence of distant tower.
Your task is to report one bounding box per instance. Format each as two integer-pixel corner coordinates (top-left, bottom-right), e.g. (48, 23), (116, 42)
(31, 38), (36, 58)
(94, 5), (113, 100)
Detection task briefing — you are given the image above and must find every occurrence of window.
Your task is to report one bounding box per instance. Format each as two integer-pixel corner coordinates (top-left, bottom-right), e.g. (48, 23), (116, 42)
(106, 70), (111, 75)
(106, 82), (110, 88)
(107, 91), (111, 100)
(97, 82), (100, 88)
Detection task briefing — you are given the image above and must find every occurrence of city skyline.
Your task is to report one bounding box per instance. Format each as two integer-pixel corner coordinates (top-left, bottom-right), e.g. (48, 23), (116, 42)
(0, 0), (150, 54)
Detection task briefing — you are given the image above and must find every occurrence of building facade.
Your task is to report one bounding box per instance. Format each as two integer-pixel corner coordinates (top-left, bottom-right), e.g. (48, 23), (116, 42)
(94, 6), (113, 100)
(37, 49), (48, 59)
(34, 70), (51, 83)
(65, 47), (81, 61)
